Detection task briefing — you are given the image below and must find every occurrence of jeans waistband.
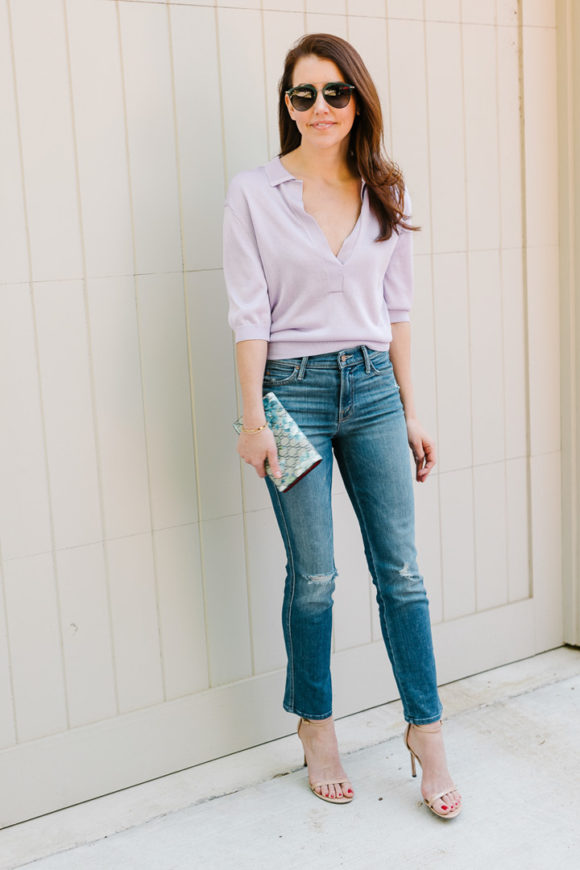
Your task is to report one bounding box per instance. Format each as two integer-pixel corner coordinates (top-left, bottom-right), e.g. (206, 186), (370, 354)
(274, 344), (387, 376)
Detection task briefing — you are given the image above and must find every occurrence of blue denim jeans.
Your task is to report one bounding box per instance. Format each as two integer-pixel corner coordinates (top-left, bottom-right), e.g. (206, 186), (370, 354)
(261, 344), (443, 725)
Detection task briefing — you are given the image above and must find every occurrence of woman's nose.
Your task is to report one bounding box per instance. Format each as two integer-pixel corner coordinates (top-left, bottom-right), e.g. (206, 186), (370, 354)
(312, 90), (329, 112)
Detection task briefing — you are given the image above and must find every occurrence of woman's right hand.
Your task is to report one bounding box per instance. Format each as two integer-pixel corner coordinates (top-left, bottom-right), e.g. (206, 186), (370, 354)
(237, 427), (282, 479)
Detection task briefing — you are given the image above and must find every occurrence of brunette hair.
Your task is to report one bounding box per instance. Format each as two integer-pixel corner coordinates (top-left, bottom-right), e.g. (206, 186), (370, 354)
(278, 33), (420, 241)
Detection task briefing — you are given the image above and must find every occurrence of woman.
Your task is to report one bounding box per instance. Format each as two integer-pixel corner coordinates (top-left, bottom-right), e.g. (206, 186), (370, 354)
(223, 33), (461, 819)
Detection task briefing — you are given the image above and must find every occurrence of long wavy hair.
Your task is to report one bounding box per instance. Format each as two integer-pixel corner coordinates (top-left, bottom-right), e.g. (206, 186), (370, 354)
(278, 33), (420, 241)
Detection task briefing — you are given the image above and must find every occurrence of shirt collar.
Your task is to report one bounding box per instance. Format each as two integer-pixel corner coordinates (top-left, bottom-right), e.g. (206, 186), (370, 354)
(264, 155), (366, 197)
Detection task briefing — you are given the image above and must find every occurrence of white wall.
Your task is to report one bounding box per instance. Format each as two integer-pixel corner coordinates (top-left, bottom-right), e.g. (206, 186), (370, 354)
(0, 0), (562, 825)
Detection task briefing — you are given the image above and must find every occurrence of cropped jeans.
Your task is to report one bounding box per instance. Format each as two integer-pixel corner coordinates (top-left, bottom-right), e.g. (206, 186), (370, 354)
(261, 344), (443, 725)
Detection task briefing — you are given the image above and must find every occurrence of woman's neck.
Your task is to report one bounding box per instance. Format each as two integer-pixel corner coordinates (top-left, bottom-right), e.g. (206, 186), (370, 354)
(283, 142), (355, 183)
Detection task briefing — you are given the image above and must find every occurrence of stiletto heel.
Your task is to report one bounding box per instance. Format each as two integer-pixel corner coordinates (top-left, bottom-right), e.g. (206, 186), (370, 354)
(409, 746), (416, 777)
(403, 721), (462, 819)
(297, 716), (354, 804)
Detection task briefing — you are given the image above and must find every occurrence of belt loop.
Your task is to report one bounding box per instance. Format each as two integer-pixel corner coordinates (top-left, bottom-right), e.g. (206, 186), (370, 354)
(298, 355), (309, 380)
(360, 345), (371, 373)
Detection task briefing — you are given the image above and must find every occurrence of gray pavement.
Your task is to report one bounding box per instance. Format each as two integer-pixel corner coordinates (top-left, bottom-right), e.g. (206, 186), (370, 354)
(3, 647), (580, 870)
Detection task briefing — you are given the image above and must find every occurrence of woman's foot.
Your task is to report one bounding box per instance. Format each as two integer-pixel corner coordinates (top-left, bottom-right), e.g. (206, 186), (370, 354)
(405, 721), (461, 816)
(297, 715), (354, 800)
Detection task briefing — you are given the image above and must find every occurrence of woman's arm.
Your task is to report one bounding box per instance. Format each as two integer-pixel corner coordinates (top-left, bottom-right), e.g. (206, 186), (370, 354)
(389, 321), (436, 483)
(235, 339), (281, 479)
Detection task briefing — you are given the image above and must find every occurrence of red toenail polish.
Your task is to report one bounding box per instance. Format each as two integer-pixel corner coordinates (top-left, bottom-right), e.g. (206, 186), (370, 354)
(441, 805), (448, 810)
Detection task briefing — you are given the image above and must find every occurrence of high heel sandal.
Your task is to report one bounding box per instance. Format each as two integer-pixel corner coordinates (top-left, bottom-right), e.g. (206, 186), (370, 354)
(404, 721), (462, 819)
(297, 717), (354, 804)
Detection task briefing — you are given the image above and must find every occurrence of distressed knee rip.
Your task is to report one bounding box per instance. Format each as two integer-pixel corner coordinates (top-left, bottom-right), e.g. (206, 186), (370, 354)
(394, 562), (427, 601)
(295, 569), (338, 611)
(307, 571), (337, 583)
(399, 562), (413, 580)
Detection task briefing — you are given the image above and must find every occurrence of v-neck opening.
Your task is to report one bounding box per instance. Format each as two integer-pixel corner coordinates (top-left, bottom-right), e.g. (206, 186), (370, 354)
(277, 156), (365, 265)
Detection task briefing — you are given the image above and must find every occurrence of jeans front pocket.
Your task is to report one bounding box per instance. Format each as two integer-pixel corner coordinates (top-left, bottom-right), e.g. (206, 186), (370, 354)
(262, 361), (300, 387)
(368, 351), (393, 377)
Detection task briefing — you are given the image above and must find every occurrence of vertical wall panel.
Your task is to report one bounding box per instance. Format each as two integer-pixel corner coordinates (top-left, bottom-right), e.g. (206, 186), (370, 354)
(440, 469), (476, 620)
(137, 273), (198, 530)
(497, 0), (518, 27)
(461, 0), (495, 24)
(522, 25), (558, 247)
(201, 514), (252, 686)
(469, 250), (505, 465)
(0, 570), (16, 748)
(119, 1), (182, 274)
(154, 524), (209, 699)
(425, 19), (467, 253)
(66, 0), (133, 279)
(527, 245), (560, 456)
(219, 8), (269, 182)
(307, 0), (346, 14)
(305, 13), (348, 36)
(56, 544), (117, 728)
(264, 0), (304, 11)
(3, 553), (67, 743)
(87, 276), (151, 540)
(34, 281), (102, 550)
(462, 22), (500, 251)
(388, 17), (432, 256)
(186, 270), (241, 522)
(501, 247), (527, 458)
(506, 457), (530, 602)
(106, 533), (164, 713)
(521, 0), (556, 27)
(530, 451), (562, 650)
(10, 0), (83, 282)
(497, 25), (523, 250)
(348, 0), (385, 16)
(426, 0), (461, 20)
(388, 0), (423, 19)
(0, 286), (52, 560)
(432, 253), (472, 472)
(473, 462), (508, 610)
(170, 4), (225, 272)
(411, 255), (438, 445)
(0, 0), (28, 285)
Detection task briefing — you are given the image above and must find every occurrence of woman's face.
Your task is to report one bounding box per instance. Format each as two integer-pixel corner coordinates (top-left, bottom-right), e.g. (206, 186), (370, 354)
(285, 54), (357, 153)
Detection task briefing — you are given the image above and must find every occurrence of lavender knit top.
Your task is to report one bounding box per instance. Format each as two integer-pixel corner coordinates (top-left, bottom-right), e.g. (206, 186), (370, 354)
(223, 155), (414, 360)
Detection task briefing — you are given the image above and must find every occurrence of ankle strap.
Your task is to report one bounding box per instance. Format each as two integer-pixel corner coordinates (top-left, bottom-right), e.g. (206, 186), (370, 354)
(410, 719), (442, 733)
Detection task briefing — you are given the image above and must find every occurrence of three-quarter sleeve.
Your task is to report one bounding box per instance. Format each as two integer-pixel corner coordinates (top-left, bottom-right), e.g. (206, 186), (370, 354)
(382, 187), (414, 323)
(223, 203), (271, 343)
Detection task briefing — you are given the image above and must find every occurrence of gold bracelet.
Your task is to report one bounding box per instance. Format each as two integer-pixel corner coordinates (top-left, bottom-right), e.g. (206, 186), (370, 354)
(241, 422), (268, 434)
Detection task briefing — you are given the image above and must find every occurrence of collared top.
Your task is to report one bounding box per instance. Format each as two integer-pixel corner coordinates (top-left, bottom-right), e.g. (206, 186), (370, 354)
(223, 155), (414, 360)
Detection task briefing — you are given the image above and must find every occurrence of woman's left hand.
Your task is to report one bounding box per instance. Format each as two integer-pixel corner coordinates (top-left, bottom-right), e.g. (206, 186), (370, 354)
(406, 418), (436, 483)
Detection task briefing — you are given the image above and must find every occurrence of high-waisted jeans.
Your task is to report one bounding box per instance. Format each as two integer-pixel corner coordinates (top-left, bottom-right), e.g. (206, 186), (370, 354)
(261, 344), (443, 725)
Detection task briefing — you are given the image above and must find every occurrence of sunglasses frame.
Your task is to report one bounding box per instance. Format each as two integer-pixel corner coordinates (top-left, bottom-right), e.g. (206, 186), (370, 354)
(285, 81), (356, 112)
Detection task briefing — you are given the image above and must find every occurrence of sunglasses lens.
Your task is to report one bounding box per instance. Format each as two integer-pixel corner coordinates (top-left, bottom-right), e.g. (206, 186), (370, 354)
(290, 86), (316, 111)
(323, 83), (352, 108)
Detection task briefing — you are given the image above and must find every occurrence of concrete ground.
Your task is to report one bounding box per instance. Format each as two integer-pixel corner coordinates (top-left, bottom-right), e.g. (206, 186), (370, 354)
(2, 646), (580, 870)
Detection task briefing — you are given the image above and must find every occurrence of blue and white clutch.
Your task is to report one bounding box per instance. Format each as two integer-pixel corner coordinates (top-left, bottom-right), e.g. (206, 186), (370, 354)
(233, 391), (322, 492)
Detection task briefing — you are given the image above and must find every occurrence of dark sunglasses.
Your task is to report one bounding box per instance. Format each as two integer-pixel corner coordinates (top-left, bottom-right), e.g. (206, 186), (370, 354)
(286, 81), (356, 111)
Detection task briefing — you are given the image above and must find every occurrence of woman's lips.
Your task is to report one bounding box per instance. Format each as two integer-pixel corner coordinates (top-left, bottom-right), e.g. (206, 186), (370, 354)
(311, 122), (335, 129)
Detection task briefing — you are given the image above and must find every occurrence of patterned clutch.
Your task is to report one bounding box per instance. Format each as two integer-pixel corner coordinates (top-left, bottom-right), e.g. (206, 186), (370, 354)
(233, 391), (322, 492)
